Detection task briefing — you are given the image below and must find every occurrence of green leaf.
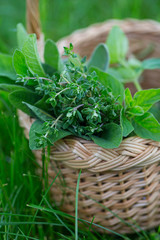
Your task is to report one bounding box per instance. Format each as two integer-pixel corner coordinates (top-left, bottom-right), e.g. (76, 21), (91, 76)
(0, 77), (15, 84)
(87, 43), (109, 71)
(90, 67), (124, 103)
(9, 89), (40, 115)
(17, 23), (28, 49)
(149, 103), (160, 123)
(91, 123), (122, 148)
(29, 120), (72, 150)
(106, 26), (128, 64)
(132, 112), (160, 141)
(0, 53), (16, 80)
(133, 89), (160, 112)
(35, 95), (50, 111)
(127, 106), (144, 116)
(0, 84), (27, 92)
(22, 34), (45, 77)
(142, 58), (160, 69)
(42, 63), (55, 77)
(120, 108), (134, 137)
(125, 88), (133, 108)
(13, 50), (29, 76)
(115, 66), (139, 83)
(23, 102), (54, 121)
(44, 39), (64, 72)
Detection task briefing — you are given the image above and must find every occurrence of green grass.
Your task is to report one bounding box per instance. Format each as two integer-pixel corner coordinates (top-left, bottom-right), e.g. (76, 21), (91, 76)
(0, 96), (160, 239)
(1, 0), (160, 239)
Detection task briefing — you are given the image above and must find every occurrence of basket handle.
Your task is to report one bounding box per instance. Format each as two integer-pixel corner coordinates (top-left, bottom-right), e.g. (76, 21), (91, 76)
(26, 0), (41, 39)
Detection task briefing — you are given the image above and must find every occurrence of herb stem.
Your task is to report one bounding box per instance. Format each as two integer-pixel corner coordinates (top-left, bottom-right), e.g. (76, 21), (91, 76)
(23, 77), (53, 82)
(55, 88), (70, 97)
(44, 114), (63, 138)
(133, 79), (142, 91)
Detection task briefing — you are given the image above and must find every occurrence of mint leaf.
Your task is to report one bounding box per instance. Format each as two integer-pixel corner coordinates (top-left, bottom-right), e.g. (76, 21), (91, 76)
(22, 34), (45, 77)
(132, 112), (160, 141)
(0, 53), (16, 80)
(44, 39), (64, 72)
(91, 67), (124, 103)
(29, 120), (71, 150)
(87, 43), (109, 71)
(17, 23), (28, 49)
(133, 89), (160, 112)
(106, 26), (128, 64)
(127, 106), (144, 116)
(120, 108), (134, 137)
(142, 58), (160, 69)
(9, 89), (40, 115)
(13, 50), (29, 76)
(125, 88), (133, 108)
(91, 123), (122, 148)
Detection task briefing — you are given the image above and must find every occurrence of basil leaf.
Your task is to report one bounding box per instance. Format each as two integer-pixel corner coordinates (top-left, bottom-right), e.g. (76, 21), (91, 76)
(22, 34), (45, 77)
(44, 39), (64, 72)
(133, 89), (160, 112)
(106, 26), (128, 64)
(91, 67), (124, 103)
(17, 23), (28, 49)
(132, 112), (160, 141)
(13, 50), (29, 76)
(29, 120), (71, 150)
(91, 123), (122, 148)
(23, 102), (54, 121)
(0, 53), (16, 80)
(87, 43), (109, 71)
(120, 108), (134, 137)
(142, 58), (160, 69)
(9, 89), (40, 115)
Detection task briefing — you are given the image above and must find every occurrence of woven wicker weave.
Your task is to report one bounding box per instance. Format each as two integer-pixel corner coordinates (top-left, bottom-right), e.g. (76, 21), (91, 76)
(18, 19), (160, 234)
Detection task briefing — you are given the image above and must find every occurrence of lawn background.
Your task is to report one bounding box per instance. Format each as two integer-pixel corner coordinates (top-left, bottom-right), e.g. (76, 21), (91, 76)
(1, 0), (160, 239)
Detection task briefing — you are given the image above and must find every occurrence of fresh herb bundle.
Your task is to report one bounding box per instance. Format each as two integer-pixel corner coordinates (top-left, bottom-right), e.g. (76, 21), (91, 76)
(1, 24), (160, 150)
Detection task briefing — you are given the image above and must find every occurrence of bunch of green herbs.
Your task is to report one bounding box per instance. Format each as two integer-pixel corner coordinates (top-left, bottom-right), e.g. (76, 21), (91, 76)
(1, 24), (160, 150)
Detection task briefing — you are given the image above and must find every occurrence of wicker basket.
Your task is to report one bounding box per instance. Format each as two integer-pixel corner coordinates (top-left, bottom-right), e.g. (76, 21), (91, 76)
(20, 2), (160, 234)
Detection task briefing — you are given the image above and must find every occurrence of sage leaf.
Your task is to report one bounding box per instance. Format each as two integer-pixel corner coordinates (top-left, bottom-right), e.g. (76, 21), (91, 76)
(23, 102), (54, 121)
(9, 89), (40, 115)
(0, 77), (15, 85)
(17, 23), (28, 49)
(106, 26), (128, 64)
(44, 39), (64, 72)
(132, 112), (160, 141)
(35, 95), (50, 111)
(120, 108), (134, 137)
(91, 67), (124, 103)
(22, 34), (45, 77)
(13, 50), (29, 76)
(87, 43), (109, 71)
(0, 84), (27, 93)
(142, 58), (160, 69)
(0, 53), (16, 80)
(91, 123), (122, 148)
(29, 120), (71, 150)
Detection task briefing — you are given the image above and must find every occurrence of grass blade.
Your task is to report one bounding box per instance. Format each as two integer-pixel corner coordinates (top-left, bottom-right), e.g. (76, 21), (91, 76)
(75, 169), (81, 240)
